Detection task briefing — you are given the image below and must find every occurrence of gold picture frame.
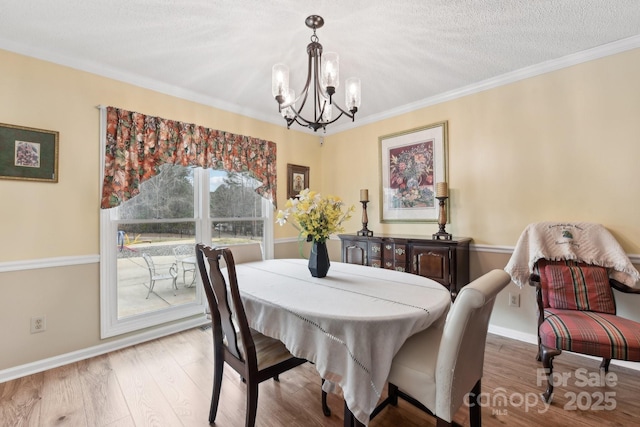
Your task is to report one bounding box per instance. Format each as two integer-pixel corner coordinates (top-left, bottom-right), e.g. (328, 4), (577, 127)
(379, 121), (448, 223)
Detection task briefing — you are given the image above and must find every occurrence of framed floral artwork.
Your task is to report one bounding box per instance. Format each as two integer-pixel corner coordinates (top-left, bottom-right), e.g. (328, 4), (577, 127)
(0, 122), (59, 182)
(287, 163), (309, 199)
(379, 121), (448, 222)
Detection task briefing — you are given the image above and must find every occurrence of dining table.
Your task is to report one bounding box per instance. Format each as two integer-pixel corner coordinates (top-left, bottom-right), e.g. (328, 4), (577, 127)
(230, 258), (451, 426)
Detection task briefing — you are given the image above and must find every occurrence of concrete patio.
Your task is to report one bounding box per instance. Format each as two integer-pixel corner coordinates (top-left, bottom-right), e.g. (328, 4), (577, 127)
(114, 236), (261, 318)
(117, 252), (198, 318)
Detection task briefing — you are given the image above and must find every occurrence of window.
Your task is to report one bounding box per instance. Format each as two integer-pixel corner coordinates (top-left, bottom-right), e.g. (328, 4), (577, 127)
(100, 165), (272, 338)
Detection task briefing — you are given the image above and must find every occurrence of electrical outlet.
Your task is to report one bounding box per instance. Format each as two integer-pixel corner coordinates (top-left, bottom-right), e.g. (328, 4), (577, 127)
(508, 293), (520, 308)
(31, 316), (46, 333)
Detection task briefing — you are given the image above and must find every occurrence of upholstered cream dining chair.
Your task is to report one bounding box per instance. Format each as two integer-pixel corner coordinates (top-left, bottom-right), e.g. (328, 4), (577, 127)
(371, 269), (512, 427)
(228, 242), (264, 264)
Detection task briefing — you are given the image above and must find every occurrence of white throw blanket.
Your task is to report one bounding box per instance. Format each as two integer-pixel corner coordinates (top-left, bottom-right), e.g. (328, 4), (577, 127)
(505, 222), (640, 288)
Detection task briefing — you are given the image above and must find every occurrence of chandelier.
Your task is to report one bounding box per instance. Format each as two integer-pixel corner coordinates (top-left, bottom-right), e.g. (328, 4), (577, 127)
(271, 15), (361, 132)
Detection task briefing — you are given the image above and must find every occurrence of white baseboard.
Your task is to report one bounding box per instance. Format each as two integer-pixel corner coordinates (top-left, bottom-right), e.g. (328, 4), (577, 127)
(488, 324), (538, 344)
(2, 318), (637, 384)
(0, 316), (210, 383)
(488, 325), (640, 372)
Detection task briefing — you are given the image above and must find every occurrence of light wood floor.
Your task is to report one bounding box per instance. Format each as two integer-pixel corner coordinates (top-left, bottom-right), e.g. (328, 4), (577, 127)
(1, 328), (639, 427)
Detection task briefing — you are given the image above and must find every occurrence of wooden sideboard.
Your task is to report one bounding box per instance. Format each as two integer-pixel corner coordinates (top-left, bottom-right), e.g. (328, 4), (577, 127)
(338, 234), (471, 299)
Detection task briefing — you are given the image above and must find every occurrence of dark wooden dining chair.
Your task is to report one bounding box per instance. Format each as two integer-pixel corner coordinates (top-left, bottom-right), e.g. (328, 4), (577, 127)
(195, 244), (308, 427)
(371, 269), (512, 427)
(530, 258), (640, 402)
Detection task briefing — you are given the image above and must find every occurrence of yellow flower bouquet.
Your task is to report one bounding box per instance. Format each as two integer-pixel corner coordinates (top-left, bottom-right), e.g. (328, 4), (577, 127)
(276, 189), (354, 244)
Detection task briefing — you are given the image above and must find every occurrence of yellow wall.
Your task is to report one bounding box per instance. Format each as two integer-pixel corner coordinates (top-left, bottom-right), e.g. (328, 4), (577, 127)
(2, 47), (640, 374)
(319, 48), (640, 341)
(0, 48), (319, 263)
(0, 48), (320, 371)
(322, 48), (640, 250)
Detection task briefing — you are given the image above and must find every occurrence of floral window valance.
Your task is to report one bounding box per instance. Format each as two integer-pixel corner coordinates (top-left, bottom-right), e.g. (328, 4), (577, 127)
(100, 106), (277, 209)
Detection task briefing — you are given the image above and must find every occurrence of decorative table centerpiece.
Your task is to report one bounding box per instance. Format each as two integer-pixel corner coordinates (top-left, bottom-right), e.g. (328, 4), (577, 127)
(276, 189), (354, 277)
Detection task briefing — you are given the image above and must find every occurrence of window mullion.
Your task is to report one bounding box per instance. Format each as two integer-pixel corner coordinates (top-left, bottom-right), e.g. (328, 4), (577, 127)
(197, 168), (211, 245)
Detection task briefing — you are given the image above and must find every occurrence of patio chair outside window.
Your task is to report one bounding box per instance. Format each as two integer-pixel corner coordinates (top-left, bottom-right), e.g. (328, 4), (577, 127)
(142, 253), (178, 299)
(173, 245), (197, 286)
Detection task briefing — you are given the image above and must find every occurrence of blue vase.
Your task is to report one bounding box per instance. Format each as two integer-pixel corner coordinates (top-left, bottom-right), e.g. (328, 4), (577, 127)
(308, 241), (330, 278)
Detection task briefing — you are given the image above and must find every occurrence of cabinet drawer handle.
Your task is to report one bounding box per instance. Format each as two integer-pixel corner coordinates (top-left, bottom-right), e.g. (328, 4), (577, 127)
(395, 248), (405, 255)
(385, 244), (392, 250)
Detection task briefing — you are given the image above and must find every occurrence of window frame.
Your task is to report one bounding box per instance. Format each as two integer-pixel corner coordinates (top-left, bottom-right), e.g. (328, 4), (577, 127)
(99, 109), (273, 338)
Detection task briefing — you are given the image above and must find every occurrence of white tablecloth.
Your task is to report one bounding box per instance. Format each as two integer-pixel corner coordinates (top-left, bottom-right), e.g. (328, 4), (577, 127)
(231, 259), (451, 425)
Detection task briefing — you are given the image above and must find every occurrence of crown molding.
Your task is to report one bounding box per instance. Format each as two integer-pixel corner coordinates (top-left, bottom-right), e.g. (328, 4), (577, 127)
(2, 36), (638, 138)
(328, 35), (640, 135)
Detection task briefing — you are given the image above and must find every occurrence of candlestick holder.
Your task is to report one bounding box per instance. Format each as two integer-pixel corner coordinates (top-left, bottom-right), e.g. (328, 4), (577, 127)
(357, 200), (373, 237)
(432, 196), (452, 240)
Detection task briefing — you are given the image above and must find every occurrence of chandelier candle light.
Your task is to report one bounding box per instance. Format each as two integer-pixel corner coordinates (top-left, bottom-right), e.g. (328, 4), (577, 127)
(433, 182), (452, 240)
(357, 189), (373, 237)
(272, 15), (361, 132)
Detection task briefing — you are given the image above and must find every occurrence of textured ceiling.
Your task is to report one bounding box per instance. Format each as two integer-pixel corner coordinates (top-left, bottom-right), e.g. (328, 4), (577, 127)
(1, 1), (640, 134)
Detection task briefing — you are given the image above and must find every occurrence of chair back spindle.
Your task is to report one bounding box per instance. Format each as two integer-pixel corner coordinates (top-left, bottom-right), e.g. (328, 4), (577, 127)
(197, 245), (253, 362)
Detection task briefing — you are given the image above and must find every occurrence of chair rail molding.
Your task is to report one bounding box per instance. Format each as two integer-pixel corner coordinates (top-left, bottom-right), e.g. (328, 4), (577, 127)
(2, 247), (638, 273)
(0, 254), (100, 273)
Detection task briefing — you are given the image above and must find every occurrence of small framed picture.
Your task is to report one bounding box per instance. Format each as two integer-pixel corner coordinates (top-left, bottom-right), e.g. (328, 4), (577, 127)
(0, 122), (59, 182)
(287, 163), (309, 199)
(379, 121), (448, 222)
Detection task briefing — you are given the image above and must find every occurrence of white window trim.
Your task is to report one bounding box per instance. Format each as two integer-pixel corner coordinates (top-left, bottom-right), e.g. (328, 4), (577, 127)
(99, 208), (207, 338)
(98, 107), (273, 338)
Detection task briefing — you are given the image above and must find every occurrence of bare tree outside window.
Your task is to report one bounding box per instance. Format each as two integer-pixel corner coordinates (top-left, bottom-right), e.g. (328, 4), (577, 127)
(112, 165), (266, 319)
(119, 164), (194, 222)
(210, 170), (264, 241)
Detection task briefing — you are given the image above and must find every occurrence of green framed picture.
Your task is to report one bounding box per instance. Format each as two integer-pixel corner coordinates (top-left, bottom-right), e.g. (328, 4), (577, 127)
(0, 122), (59, 182)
